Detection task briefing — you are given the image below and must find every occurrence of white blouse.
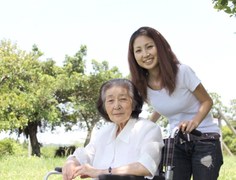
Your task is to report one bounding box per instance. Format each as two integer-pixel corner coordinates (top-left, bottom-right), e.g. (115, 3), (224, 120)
(72, 118), (164, 179)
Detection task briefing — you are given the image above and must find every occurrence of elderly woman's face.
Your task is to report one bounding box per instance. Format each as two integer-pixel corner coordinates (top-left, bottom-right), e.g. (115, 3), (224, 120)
(104, 86), (133, 125)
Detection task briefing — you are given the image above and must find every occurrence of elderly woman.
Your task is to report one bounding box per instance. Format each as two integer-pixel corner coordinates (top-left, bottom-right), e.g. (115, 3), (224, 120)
(62, 78), (164, 180)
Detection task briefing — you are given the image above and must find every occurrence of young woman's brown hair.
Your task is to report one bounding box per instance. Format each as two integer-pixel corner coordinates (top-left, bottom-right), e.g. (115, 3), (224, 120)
(128, 26), (180, 101)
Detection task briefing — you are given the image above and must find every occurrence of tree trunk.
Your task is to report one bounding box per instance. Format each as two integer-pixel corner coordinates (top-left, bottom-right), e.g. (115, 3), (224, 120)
(84, 128), (92, 147)
(28, 121), (41, 157)
(84, 124), (96, 147)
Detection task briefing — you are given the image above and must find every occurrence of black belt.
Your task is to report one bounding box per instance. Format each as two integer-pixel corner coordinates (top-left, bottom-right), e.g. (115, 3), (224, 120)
(178, 132), (220, 143)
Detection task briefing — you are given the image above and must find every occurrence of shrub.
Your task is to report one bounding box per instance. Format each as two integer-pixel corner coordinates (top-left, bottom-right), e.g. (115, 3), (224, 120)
(222, 126), (236, 155)
(229, 138), (236, 154)
(0, 138), (25, 157)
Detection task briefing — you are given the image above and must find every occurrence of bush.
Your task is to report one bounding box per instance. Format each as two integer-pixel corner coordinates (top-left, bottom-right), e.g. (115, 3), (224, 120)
(222, 126), (236, 155)
(0, 138), (25, 157)
(229, 138), (236, 154)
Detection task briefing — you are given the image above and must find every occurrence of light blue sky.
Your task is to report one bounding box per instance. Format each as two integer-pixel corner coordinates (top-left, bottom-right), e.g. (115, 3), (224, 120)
(1, 0), (236, 105)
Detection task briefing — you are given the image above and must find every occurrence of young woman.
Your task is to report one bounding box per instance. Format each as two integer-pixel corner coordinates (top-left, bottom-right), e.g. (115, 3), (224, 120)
(127, 26), (223, 180)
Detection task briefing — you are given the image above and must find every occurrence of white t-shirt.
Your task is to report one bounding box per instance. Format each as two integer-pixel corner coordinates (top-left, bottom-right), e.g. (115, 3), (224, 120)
(72, 118), (164, 179)
(147, 64), (220, 134)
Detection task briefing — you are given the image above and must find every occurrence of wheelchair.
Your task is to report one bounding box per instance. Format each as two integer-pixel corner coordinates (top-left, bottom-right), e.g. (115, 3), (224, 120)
(44, 127), (201, 180)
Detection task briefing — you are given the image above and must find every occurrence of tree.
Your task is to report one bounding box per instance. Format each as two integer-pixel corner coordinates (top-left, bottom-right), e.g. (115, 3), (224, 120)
(209, 92), (227, 118)
(229, 99), (236, 121)
(0, 40), (62, 156)
(210, 92), (236, 154)
(61, 58), (123, 146)
(0, 41), (123, 155)
(77, 60), (122, 146)
(212, 0), (236, 16)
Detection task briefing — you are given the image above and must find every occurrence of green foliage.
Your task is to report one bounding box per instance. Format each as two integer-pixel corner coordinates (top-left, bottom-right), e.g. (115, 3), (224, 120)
(0, 39), (125, 155)
(0, 39), (65, 156)
(229, 99), (236, 121)
(63, 45), (86, 75)
(0, 138), (25, 157)
(210, 92), (228, 119)
(64, 59), (123, 145)
(222, 126), (236, 154)
(212, 0), (236, 16)
(229, 138), (236, 154)
(209, 92), (236, 155)
(0, 40), (62, 131)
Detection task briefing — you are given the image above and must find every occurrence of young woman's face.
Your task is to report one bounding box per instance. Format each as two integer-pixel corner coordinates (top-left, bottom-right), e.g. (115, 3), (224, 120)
(104, 86), (133, 127)
(133, 35), (159, 70)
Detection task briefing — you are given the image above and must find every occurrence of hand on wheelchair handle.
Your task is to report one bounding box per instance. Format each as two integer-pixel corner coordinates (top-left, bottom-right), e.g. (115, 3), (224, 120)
(178, 128), (202, 136)
(177, 129), (202, 142)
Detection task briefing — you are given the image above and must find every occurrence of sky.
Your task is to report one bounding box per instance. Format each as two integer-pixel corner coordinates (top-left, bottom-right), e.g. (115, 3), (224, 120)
(1, 0), (236, 106)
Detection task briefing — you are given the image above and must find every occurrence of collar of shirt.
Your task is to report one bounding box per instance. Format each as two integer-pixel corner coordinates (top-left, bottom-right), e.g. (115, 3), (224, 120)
(106, 118), (137, 145)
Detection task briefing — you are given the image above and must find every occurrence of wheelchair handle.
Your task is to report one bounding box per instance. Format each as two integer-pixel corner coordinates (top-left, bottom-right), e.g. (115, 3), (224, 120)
(190, 129), (202, 136)
(55, 167), (62, 172)
(170, 127), (202, 138)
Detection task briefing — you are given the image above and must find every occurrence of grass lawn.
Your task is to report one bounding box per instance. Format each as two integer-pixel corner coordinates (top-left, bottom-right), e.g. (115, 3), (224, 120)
(0, 155), (235, 180)
(0, 155), (65, 180)
(218, 155), (236, 180)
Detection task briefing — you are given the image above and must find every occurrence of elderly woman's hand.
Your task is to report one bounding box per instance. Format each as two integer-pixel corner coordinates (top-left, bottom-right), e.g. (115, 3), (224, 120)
(62, 158), (80, 180)
(74, 163), (103, 178)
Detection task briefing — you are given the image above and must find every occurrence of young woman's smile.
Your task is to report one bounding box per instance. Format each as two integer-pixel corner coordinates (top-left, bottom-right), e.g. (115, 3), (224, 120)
(133, 35), (159, 70)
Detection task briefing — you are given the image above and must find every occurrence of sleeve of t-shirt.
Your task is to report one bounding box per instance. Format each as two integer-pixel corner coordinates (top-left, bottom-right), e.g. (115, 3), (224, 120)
(181, 64), (201, 92)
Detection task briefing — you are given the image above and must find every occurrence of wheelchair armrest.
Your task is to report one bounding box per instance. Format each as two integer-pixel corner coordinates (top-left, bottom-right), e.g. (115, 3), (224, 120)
(44, 167), (62, 180)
